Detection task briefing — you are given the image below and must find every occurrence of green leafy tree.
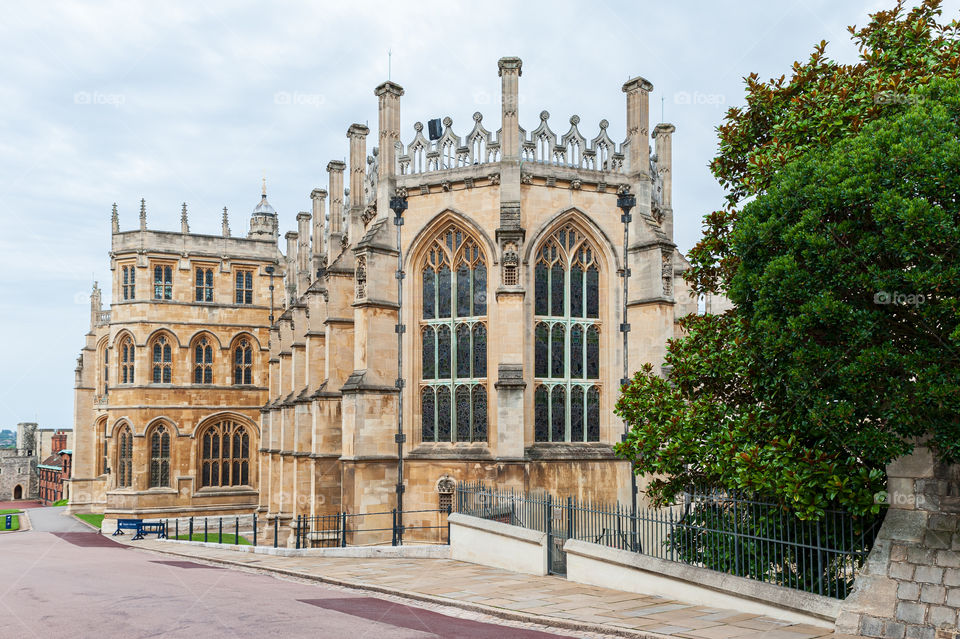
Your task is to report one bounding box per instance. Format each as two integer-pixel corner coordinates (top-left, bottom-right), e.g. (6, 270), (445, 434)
(616, 3), (960, 519)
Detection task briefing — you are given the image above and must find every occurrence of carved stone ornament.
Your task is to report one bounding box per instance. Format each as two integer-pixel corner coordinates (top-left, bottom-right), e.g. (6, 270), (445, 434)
(570, 178), (582, 190)
(617, 184), (631, 196)
(395, 186), (408, 198)
(361, 205), (376, 225)
(662, 249), (674, 297)
(355, 255), (367, 299)
(488, 173), (500, 185)
(436, 475), (456, 494)
(441, 180), (452, 192)
(520, 172), (533, 185)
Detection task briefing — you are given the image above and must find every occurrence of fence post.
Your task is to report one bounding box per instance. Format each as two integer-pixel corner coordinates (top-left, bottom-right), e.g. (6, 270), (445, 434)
(175, 518), (179, 540)
(732, 498), (741, 577)
(446, 504), (451, 545)
(545, 494), (553, 573)
(253, 513), (257, 547)
(235, 517), (239, 545)
(189, 516), (193, 541)
(273, 516), (278, 548)
(566, 496), (573, 545)
(392, 509), (398, 546)
(340, 512), (347, 548)
(218, 517), (223, 544)
(204, 517), (208, 543)
(295, 515), (301, 550)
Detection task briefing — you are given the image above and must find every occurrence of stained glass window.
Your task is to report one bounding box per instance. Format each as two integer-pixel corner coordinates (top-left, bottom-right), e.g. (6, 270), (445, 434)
(153, 265), (172, 300)
(152, 335), (172, 383)
(149, 425), (170, 488)
(200, 420), (250, 487)
(420, 225), (488, 443)
(195, 267), (214, 302)
(194, 337), (213, 384)
(120, 337), (134, 384)
(117, 425), (133, 488)
(122, 265), (135, 300)
(533, 224), (601, 442)
(233, 338), (252, 385)
(235, 270), (253, 304)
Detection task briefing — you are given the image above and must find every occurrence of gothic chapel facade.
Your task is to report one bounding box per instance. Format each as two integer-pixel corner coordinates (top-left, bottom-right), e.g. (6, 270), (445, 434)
(69, 57), (697, 542)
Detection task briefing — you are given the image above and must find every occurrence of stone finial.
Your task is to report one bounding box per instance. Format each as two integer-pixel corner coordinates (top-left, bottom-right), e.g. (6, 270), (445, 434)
(222, 206), (230, 237)
(111, 203), (119, 234)
(497, 56), (522, 77)
(139, 198), (147, 230)
(499, 57), (522, 160)
(374, 81), (404, 98)
(181, 202), (189, 234)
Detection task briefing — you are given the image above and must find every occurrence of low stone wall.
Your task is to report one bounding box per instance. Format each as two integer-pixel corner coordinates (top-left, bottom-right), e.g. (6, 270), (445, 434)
(448, 513), (548, 575)
(158, 538), (451, 558)
(836, 447), (960, 639)
(564, 539), (837, 627)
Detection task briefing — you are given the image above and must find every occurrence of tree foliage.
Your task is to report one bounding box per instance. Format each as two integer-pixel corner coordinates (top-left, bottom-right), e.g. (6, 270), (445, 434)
(616, 3), (960, 519)
(687, 0), (960, 294)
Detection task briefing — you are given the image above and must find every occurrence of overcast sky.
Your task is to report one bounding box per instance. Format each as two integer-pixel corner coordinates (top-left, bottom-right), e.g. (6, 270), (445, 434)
(1, 0), (955, 429)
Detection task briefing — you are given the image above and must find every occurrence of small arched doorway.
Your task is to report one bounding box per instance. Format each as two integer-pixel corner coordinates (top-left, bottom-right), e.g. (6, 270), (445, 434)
(13, 485), (22, 500)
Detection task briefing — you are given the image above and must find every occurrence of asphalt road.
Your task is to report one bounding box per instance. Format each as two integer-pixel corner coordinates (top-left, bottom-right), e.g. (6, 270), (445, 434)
(0, 525), (573, 639)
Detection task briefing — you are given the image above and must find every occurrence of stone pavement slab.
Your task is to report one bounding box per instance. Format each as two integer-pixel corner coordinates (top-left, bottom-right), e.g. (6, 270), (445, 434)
(122, 538), (842, 639)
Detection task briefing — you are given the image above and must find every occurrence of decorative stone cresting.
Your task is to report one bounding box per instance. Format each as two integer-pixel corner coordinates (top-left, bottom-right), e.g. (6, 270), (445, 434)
(836, 446), (960, 639)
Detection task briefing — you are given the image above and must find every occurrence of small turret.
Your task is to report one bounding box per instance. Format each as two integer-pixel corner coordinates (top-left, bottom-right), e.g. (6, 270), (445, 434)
(181, 202), (189, 234)
(222, 206), (231, 237)
(139, 198), (147, 231)
(249, 178), (279, 239)
(111, 203), (119, 234)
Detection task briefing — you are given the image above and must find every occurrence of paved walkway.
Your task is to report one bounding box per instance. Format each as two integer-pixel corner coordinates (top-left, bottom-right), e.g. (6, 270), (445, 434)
(25, 505), (91, 532)
(125, 539), (856, 639)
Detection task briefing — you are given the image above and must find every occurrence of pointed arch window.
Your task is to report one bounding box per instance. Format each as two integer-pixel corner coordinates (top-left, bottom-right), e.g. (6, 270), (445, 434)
(120, 337), (135, 384)
(534, 224), (601, 442)
(152, 336), (172, 383)
(117, 425), (133, 488)
(420, 225), (488, 443)
(200, 420), (250, 487)
(149, 425), (171, 488)
(233, 338), (252, 385)
(194, 337), (213, 384)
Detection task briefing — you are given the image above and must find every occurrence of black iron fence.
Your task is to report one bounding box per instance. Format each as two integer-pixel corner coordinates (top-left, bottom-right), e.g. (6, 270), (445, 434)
(163, 514), (258, 546)
(455, 482), (885, 599)
(294, 507), (452, 549)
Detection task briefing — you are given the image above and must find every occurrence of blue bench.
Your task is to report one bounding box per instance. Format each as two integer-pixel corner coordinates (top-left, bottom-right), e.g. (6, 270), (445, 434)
(112, 518), (166, 541)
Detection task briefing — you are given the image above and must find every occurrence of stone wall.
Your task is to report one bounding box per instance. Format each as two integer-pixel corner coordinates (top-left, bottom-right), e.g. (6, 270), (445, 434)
(836, 447), (960, 639)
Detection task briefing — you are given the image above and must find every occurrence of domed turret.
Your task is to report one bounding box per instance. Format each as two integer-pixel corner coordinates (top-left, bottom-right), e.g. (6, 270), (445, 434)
(249, 178), (278, 239)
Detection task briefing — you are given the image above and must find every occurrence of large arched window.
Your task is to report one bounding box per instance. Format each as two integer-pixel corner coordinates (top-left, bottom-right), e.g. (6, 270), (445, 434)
(194, 337), (213, 384)
(149, 424), (171, 488)
(152, 335), (172, 383)
(534, 224), (601, 442)
(233, 338), (252, 385)
(116, 424), (133, 488)
(420, 225), (488, 443)
(200, 420), (250, 487)
(120, 337), (135, 384)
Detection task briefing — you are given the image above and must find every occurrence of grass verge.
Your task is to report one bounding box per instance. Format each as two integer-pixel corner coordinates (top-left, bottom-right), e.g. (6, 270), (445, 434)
(75, 513), (105, 529)
(52, 499), (68, 507)
(0, 509), (22, 515)
(1, 515), (20, 531)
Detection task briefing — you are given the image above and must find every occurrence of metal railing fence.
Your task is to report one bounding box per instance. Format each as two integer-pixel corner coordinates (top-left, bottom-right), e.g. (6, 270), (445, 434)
(455, 482), (884, 599)
(294, 507), (452, 549)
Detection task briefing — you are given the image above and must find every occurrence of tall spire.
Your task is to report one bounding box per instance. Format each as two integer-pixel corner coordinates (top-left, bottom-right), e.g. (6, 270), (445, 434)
(262, 174), (267, 196)
(139, 198), (147, 231)
(111, 203), (119, 234)
(222, 206), (231, 237)
(181, 202), (189, 233)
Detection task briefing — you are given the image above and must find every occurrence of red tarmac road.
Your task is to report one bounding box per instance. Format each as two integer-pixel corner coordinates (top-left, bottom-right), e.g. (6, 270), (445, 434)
(0, 522), (572, 639)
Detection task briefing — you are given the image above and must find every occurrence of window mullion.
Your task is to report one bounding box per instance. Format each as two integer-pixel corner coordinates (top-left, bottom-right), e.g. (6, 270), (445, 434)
(564, 265), (572, 442)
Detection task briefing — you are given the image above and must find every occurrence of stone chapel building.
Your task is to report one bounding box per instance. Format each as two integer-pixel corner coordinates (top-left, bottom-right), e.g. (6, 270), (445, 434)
(68, 57), (698, 541)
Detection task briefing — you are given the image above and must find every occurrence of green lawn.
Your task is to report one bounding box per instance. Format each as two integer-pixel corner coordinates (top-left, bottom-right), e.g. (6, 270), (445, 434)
(173, 533), (251, 545)
(51, 499), (68, 507)
(75, 513), (105, 529)
(0, 509), (22, 515)
(1, 515), (19, 531)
